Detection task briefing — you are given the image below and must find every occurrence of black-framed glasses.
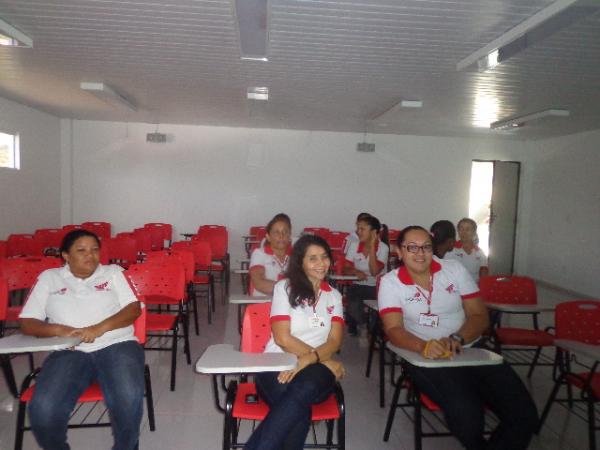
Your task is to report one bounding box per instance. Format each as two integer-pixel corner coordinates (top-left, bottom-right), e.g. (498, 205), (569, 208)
(401, 244), (433, 254)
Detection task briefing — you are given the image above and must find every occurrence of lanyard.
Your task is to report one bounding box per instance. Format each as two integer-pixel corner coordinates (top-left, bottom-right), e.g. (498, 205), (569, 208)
(312, 289), (322, 316)
(274, 254), (288, 274)
(415, 275), (433, 314)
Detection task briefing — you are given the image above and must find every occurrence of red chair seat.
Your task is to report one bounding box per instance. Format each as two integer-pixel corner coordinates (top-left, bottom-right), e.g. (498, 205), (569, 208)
(143, 294), (180, 306)
(193, 274), (211, 284)
(146, 313), (177, 331)
(495, 328), (554, 346)
(419, 393), (442, 411)
(21, 382), (105, 402)
(565, 372), (600, 398)
(232, 382), (340, 421)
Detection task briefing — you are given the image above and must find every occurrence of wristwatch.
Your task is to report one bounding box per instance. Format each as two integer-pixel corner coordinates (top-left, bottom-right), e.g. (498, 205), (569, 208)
(449, 333), (465, 345)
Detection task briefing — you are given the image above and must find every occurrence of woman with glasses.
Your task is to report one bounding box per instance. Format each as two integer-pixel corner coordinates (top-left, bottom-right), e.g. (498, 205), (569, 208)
(378, 226), (538, 450)
(249, 213), (293, 296)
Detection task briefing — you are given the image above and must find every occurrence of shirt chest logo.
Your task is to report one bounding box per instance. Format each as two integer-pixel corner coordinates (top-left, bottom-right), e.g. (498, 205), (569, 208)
(94, 281), (110, 291)
(446, 284), (456, 294)
(51, 287), (68, 295)
(407, 291), (423, 303)
(326, 305), (334, 315)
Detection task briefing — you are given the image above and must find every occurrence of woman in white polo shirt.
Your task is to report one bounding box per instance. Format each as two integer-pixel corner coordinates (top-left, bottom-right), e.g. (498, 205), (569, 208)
(343, 214), (389, 336)
(378, 226), (537, 450)
(19, 229), (144, 450)
(446, 218), (488, 283)
(249, 213), (292, 296)
(245, 235), (345, 450)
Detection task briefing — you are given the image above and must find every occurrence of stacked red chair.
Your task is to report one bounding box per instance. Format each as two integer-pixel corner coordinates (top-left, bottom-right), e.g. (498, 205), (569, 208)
(195, 225), (229, 302)
(6, 235), (36, 257)
(81, 221), (111, 239)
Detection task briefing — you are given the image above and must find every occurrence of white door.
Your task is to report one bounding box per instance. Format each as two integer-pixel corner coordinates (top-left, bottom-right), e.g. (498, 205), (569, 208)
(488, 161), (520, 275)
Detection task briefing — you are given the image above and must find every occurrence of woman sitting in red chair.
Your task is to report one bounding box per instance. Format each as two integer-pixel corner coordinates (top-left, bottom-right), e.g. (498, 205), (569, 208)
(249, 213), (292, 296)
(245, 235), (345, 450)
(19, 229), (144, 450)
(379, 226), (538, 450)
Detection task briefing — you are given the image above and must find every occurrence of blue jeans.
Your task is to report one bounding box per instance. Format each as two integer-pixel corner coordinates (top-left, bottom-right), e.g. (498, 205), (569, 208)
(245, 363), (336, 450)
(406, 362), (538, 450)
(29, 340), (145, 450)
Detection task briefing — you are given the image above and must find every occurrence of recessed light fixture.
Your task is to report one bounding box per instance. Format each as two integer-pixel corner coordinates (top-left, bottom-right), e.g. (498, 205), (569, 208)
(80, 82), (137, 111)
(457, 0), (597, 72)
(490, 109), (570, 130)
(371, 99), (423, 123)
(236, 0), (269, 61)
(0, 17), (33, 47)
(247, 87), (269, 101)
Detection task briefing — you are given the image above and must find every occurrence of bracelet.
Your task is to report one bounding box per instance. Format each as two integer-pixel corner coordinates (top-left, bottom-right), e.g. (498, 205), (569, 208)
(311, 348), (320, 364)
(422, 340), (432, 358)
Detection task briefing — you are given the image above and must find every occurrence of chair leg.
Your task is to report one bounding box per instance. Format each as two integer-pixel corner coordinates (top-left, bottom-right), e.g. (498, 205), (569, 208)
(27, 353), (35, 372)
(170, 323), (179, 391)
(211, 275), (216, 313)
(527, 347), (542, 378)
(181, 309), (191, 365)
(588, 396), (596, 450)
(190, 285), (199, 336)
(144, 364), (156, 431)
(414, 396), (423, 450)
(365, 332), (375, 377)
(538, 377), (564, 433)
(379, 339), (385, 408)
(13, 399), (26, 450)
(1, 355), (18, 398)
(383, 374), (405, 441)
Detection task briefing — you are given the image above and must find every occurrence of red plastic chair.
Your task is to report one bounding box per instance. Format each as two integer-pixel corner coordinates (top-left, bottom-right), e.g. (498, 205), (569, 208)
(539, 300), (600, 450)
(133, 228), (153, 257)
(193, 230), (228, 303)
(126, 262), (189, 391)
(480, 275), (554, 377)
(81, 221), (111, 239)
(106, 235), (138, 268)
(62, 224), (83, 234)
(0, 240), (7, 259)
(249, 226), (267, 241)
(33, 229), (63, 256)
(326, 231), (349, 253)
(13, 301), (156, 450)
(0, 256), (63, 322)
(221, 303), (345, 450)
(144, 223), (173, 249)
(303, 227), (330, 240)
(171, 240), (216, 324)
(6, 234), (36, 257)
(0, 276), (19, 397)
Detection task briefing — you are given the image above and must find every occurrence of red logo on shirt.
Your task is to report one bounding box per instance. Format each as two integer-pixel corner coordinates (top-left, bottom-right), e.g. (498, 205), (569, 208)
(94, 282), (109, 291)
(446, 284), (455, 293)
(51, 287), (68, 295)
(326, 305), (334, 315)
(414, 291), (421, 298)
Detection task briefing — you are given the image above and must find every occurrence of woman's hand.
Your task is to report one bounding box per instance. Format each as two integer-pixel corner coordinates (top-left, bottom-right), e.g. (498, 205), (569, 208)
(69, 325), (103, 343)
(422, 339), (455, 359)
(322, 359), (346, 380)
(355, 271), (368, 281)
(369, 229), (379, 247)
(277, 351), (316, 383)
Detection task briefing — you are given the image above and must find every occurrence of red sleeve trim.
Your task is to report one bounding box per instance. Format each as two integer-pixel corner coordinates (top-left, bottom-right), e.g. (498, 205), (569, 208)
(379, 307), (402, 317)
(270, 315), (290, 323)
(331, 316), (345, 325)
(461, 291), (481, 300)
(344, 258), (354, 267)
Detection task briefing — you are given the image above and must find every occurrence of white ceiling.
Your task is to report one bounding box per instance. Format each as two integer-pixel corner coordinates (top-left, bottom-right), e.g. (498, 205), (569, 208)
(0, 0), (599, 139)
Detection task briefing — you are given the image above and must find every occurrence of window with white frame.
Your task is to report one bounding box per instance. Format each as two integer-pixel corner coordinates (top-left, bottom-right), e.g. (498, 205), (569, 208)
(0, 131), (20, 169)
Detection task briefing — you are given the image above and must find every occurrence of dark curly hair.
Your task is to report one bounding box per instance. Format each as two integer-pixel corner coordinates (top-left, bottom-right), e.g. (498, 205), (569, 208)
(285, 234), (333, 308)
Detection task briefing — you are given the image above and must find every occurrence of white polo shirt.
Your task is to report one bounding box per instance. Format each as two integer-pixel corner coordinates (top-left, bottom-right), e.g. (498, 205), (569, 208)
(343, 232), (358, 254)
(344, 240), (389, 286)
(249, 244), (292, 296)
(445, 241), (488, 283)
(378, 257), (480, 341)
(264, 279), (344, 353)
(20, 264), (139, 353)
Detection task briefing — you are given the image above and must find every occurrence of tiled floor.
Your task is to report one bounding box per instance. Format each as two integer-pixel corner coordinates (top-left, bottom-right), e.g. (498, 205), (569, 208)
(0, 281), (595, 449)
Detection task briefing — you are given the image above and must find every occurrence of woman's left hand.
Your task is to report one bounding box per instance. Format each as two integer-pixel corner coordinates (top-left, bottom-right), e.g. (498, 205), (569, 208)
(277, 352), (314, 383)
(70, 325), (103, 343)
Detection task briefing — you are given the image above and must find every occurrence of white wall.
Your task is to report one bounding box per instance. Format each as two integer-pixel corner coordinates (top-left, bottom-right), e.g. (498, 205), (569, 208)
(522, 129), (600, 298)
(63, 120), (532, 266)
(0, 97), (61, 238)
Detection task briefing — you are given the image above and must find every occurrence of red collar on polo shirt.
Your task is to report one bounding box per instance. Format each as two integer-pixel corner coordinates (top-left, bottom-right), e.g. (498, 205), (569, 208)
(397, 259), (442, 285)
(320, 281), (332, 292)
(454, 241), (480, 251)
(264, 243), (292, 256)
(357, 240), (380, 254)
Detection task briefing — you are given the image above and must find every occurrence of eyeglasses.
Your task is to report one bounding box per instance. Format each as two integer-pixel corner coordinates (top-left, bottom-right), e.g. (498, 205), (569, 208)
(401, 244), (433, 254)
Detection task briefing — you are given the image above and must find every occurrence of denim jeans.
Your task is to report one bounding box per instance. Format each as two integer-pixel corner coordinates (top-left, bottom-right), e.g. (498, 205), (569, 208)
(245, 363), (336, 450)
(346, 284), (376, 329)
(29, 340), (145, 450)
(406, 362), (539, 450)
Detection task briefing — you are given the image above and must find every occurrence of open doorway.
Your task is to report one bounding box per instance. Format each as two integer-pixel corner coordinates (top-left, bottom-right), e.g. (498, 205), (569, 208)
(469, 160), (520, 274)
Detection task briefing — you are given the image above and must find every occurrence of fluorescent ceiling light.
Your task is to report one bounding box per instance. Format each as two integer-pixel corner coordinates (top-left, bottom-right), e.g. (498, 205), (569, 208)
(457, 0), (598, 72)
(371, 99), (423, 123)
(0, 17), (33, 47)
(490, 109), (570, 130)
(235, 0), (269, 61)
(80, 82), (137, 111)
(247, 87), (269, 101)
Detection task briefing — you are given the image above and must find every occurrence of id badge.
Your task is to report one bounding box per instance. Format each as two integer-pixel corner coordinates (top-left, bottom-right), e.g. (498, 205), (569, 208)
(309, 315), (324, 328)
(418, 313), (439, 328)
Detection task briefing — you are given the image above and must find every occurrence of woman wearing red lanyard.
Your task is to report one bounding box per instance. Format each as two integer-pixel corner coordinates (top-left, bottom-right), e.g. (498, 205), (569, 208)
(245, 235), (345, 450)
(249, 213), (292, 296)
(378, 226), (538, 450)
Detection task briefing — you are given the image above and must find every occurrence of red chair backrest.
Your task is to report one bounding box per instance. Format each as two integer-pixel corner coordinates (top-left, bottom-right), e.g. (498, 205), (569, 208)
(0, 240), (6, 259)
(387, 229), (401, 245)
(62, 224), (83, 233)
(479, 275), (537, 305)
(133, 301), (147, 345)
(81, 222), (111, 239)
(144, 223), (173, 244)
(0, 277), (8, 322)
(178, 239), (213, 268)
(326, 231), (349, 250)
(196, 225), (228, 258)
(249, 226), (267, 241)
(125, 263), (185, 305)
(303, 227), (330, 240)
(0, 257), (63, 292)
(6, 234), (35, 257)
(33, 229), (63, 254)
(106, 236), (138, 268)
(241, 302), (272, 353)
(555, 300), (600, 344)
(133, 228), (153, 254)
(146, 250), (194, 284)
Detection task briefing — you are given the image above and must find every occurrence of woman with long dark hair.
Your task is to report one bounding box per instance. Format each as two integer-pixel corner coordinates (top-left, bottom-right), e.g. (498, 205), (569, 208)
(245, 235), (345, 450)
